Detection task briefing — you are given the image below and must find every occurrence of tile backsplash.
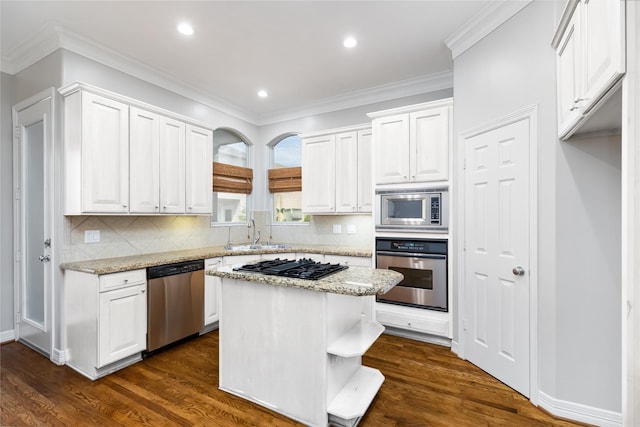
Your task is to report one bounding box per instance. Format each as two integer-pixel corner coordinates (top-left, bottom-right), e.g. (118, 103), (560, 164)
(64, 212), (374, 262)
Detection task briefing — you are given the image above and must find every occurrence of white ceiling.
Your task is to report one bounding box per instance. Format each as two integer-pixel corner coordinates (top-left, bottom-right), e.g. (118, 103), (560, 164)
(1, 1), (503, 124)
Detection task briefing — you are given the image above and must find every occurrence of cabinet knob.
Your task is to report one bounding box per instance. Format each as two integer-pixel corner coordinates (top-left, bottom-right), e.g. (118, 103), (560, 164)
(188, 206), (193, 210)
(122, 204), (127, 208)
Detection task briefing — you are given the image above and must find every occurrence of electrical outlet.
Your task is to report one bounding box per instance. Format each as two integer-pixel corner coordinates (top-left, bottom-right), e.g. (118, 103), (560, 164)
(347, 224), (356, 234)
(84, 230), (100, 243)
(332, 224), (342, 234)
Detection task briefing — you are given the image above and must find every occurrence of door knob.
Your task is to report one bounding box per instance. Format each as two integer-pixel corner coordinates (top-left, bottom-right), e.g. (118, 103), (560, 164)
(38, 255), (51, 262)
(512, 266), (525, 276)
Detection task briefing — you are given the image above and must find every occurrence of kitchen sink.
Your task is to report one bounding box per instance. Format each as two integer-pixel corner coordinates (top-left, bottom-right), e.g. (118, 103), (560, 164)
(224, 244), (291, 251)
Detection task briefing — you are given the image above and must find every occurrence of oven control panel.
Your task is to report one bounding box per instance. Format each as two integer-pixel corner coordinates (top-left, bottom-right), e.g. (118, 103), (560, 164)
(376, 238), (447, 255)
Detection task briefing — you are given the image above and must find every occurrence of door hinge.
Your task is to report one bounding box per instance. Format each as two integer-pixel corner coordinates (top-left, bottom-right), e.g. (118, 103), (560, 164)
(463, 158), (466, 170)
(14, 126), (20, 139)
(15, 313), (20, 324)
(15, 189), (21, 200)
(462, 318), (467, 331)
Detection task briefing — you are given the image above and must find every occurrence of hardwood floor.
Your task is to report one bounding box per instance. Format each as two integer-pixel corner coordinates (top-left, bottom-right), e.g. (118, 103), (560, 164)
(1, 331), (586, 427)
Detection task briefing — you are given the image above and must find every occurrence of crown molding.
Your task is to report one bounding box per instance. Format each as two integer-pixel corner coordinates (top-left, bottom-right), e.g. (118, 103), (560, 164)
(3, 23), (452, 127)
(445, 0), (533, 59)
(256, 71), (453, 126)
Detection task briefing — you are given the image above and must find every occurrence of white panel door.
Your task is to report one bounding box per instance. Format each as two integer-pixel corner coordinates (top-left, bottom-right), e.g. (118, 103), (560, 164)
(185, 124), (213, 214)
(357, 128), (373, 213)
(302, 134), (336, 213)
(81, 93), (129, 213)
(582, 0), (625, 114)
(464, 118), (530, 397)
(335, 131), (358, 213)
(129, 107), (160, 213)
(159, 117), (186, 214)
(204, 258), (222, 326)
(411, 107), (449, 182)
(98, 284), (147, 367)
(373, 114), (410, 184)
(13, 92), (54, 357)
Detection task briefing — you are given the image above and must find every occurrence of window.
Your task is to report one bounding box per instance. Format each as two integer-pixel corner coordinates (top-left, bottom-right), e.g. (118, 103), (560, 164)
(271, 135), (309, 223)
(212, 129), (250, 224)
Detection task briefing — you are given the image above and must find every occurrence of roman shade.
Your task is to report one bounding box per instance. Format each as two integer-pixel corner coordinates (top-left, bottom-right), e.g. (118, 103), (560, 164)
(268, 167), (302, 193)
(212, 162), (253, 194)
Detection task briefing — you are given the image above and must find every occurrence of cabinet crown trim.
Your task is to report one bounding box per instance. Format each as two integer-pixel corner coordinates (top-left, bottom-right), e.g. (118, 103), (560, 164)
(300, 123), (371, 139)
(367, 97), (453, 119)
(58, 81), (213, 131)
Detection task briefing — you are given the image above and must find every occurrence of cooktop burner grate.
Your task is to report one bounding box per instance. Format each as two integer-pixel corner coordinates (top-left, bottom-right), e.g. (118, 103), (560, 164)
(234, 258), (348, 280)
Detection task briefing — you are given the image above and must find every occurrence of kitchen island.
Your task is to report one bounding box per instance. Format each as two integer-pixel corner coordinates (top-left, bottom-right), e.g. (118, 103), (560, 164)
(207, 264), (402, 427)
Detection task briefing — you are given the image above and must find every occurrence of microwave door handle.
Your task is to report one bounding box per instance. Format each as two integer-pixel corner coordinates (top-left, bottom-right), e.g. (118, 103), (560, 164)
(376, 251), (446, 259)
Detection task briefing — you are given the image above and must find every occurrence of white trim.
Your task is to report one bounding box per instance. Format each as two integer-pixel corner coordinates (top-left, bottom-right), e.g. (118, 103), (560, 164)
(0, 330), (15, 343)
(538, 392), (622, 427)
(367, 97), (454, 119)
(622, 2), (640, 425)
(456, 105), (538, 403)
(3, 23), (453, 126)
(445, 0), (533, 59)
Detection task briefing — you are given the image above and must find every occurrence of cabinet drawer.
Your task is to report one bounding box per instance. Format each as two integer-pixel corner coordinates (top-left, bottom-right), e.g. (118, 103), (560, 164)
(376, 310), (449, 337)
(99, 269), (146, 292)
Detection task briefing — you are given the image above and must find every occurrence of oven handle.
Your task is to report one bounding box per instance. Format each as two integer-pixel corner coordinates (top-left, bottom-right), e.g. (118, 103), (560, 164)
(376, 251), (446, 260)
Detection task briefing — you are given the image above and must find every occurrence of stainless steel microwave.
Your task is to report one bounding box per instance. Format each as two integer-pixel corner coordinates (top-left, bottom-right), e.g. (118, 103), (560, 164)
(375, 188), (448, 232)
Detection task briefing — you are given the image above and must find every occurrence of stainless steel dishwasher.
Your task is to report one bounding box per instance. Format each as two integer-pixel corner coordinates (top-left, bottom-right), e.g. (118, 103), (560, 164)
(146, 260), (204, 353)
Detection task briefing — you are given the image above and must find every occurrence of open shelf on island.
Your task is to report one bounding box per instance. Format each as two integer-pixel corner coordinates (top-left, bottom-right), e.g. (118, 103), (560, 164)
(327, 366), (384, 421)
(327, 321), (385, 357)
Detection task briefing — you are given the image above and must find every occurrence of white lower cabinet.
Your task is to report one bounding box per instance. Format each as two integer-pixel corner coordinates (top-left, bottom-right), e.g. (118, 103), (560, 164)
(204, 258), (223, 327)
(65, 269), (147, 380)
(375, 303), (451, 344)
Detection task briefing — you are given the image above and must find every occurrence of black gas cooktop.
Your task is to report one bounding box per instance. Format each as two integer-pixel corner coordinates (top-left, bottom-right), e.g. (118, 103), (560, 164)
(234, 258), (348, 280)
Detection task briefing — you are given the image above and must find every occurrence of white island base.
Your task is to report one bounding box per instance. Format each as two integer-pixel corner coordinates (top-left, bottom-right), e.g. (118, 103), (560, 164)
(219, 278), (385, 427)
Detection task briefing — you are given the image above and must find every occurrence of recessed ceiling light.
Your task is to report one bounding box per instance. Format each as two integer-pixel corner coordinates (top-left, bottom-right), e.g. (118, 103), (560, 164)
(257, 90), (268, 98)
(177, 22), (194, 36)
(343, 37), (358, 48)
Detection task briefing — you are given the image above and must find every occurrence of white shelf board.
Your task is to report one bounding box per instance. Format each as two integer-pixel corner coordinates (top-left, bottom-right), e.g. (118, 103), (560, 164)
(327, 321), (385, 357)
(327, 366), (384, 420)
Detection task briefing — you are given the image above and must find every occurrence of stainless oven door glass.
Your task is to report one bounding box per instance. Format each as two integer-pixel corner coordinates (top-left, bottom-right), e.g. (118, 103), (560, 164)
(376, 254), (447, 311)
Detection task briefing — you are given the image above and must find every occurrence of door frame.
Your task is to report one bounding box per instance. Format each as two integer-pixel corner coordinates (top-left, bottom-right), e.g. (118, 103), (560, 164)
(454, 105), (539, 404)
(12, 87), (58, 361)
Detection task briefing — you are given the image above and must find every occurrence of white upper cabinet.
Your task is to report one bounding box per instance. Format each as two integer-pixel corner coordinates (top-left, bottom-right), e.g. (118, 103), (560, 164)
(302, 125), (372, 214)
(185, 124), (213, 214)
(553, 0), (625, 139)
(369, 99), (452, 186)
(302, 133), (336, 213)
(357, 128), (373, 213)
(64, 91), (130, 214)
(130, 107), (160, 213)
(159, 117), (186, 214)
(61, 83), (213, 215)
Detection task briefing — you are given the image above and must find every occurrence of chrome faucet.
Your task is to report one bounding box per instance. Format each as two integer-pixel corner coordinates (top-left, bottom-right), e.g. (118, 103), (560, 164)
(249, 218), (260, 245)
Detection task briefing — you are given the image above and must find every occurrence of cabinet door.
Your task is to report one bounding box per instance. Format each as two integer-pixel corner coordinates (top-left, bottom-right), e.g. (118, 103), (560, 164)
(411, 107), (449, 182)
(98, 284), (147, 367)
(81, 93), (129, 213)
(357, 129), (373, 213)
(159, 117), (186, 214)
(582, 0), (625, 114)
(204, 258), (222, 325)
(185, 124), (213, 214)
(373, 114), (410, 185)
(302, 134), (336, 213)
(335, 131), (358, 213)
(556, 5), (583, 138)
(129, 107), (160, 213)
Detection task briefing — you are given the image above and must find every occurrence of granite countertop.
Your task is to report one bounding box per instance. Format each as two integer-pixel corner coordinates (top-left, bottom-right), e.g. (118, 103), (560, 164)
(207, 265), (402, 297)
(60, 245), (373, 275)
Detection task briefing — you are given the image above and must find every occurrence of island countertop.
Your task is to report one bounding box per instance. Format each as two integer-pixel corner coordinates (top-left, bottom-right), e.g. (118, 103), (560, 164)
(207, 265), (402, 297)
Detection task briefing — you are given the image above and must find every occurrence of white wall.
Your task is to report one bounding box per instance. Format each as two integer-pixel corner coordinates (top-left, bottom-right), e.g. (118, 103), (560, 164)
(453, 0), (621, 415)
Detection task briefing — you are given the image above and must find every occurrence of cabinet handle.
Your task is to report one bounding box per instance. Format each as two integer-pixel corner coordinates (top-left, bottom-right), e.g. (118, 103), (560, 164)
(141, 289), (145, 293)
(124, 278), (128, 283)
(188, 206), (193, 210)
(122, 204), (127, 208)
(569, 105), (580, 111)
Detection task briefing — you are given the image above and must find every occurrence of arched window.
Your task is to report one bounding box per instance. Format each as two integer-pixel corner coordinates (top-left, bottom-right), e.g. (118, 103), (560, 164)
(212, 129), (250, 224)
(271, 135), (309, 223)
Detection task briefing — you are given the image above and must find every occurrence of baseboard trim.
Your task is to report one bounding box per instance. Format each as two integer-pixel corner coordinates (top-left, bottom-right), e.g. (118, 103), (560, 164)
(51, 348), (66, 365)
(538, 391), (622, 427)
(0, 329), (15, 344)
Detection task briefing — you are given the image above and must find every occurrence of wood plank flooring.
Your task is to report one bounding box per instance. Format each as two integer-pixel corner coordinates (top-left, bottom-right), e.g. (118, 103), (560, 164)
(1, 331), (587, 426)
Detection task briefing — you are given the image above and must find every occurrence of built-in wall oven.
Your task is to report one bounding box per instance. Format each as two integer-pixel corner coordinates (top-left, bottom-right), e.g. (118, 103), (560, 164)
(375, 237), (448, 311)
